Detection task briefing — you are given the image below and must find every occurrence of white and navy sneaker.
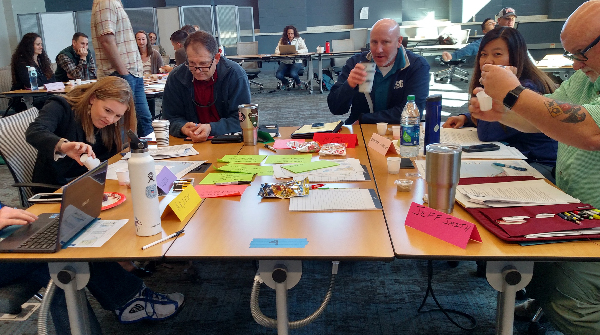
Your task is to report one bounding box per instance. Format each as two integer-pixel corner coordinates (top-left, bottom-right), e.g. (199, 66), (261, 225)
(115, 285), (184, 324)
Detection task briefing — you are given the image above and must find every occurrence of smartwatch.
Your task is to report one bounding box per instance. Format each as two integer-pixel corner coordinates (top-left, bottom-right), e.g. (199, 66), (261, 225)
(503, 85), (525, 110)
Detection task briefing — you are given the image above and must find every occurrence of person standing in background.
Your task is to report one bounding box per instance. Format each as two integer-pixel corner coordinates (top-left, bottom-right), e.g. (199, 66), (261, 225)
(91, 0), (153, 137)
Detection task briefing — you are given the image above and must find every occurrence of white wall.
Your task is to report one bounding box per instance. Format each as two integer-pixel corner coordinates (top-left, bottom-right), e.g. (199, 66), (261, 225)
(0, 0), (46, 68)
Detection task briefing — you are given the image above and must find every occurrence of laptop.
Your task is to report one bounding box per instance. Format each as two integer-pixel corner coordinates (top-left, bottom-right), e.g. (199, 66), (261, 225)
(279, 45), (298, 55)
(0, 161), (108, 253)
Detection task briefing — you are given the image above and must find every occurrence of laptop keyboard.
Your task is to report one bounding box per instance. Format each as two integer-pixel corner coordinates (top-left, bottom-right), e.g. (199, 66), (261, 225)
(18, 218), (60, 250)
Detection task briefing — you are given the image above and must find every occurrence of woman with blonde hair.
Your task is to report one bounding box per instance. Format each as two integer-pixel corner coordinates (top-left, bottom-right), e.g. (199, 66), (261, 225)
(26, 76), (136, 192)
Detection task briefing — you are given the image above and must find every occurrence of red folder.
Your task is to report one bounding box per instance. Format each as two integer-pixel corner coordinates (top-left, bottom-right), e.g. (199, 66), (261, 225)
(458, 177), (600, 242)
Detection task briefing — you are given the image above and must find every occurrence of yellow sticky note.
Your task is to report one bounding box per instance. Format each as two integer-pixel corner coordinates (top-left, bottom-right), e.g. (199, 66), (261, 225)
(166, 185), (202, 221)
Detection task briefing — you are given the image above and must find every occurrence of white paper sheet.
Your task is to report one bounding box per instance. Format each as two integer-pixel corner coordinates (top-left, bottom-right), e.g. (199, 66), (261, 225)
(68, 219), (128, 247)
(415, 159), (544, 179)
(272, 158), (368, 182)
(107, 160), (205, 180)
(289, 189), (379, 211)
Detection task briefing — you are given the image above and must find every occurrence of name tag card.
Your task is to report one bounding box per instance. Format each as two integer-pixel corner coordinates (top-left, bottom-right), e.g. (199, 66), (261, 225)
(368, 134), (395, 156)
(313, 133), (358, 148)
(162, 185), (202, 221)
(156, 166), (177, 193)
(405, 202), (482, 249)
(194, 184), (248, 198)
(44, 82), (65, 91)
(273, 139), (304, 149)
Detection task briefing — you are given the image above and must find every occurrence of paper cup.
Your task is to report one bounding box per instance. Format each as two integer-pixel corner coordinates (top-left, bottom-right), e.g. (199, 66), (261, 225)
(477, 90), (493, 111)
(116, 169), (130, 186)
(75, 79), (82, 85)
(152, 120), (170, 147)
(392, 126), (401, 140)
(68, 80), (75, 86)
(358, 62), (376, 93)
(80, 154), (100, 170)
(376, 122), (388, 136)
(387, 157), (401, 174)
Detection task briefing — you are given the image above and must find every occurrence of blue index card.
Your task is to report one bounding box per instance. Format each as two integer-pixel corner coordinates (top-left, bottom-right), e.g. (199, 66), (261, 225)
(249, 238), (309, 248)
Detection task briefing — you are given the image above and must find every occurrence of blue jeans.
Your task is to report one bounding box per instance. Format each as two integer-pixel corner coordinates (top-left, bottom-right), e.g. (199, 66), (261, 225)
(112, 73), (154, 138)
(0, 262), (143, 335)
(276, 63), (304, 86)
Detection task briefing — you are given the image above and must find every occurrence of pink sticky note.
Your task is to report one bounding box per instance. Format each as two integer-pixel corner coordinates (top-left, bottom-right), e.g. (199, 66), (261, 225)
(156, 166), (178, 193)
(405, 202), (482, 249)
(313, 133), (358, 148)
(273, 139), (304, 149)
(194, 184), (249, 198)
(367, 133), (395, 156)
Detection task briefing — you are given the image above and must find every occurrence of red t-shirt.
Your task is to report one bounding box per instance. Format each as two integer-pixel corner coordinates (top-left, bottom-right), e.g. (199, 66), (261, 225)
(193, 71), (220, 124)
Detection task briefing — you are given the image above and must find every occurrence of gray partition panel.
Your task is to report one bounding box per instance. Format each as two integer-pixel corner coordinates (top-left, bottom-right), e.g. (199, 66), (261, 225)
(238, 6), (254, 42)
(75, 11), (93, 54)
(215, 5), (240, 55)
(157, 7), (180, 59)
(179, 5), (214, 35)
(124, 7), (157, 36)
(39, 12), (76, 62)
(17, 14), (41, 39)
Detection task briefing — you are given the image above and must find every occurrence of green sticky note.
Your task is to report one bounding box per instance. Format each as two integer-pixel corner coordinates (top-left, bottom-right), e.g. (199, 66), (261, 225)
(199, 172), (254, 184)
(264, 154), (312, 164)
(218, 155), (267, 164)
(217, 163), (274, 176)
(282, 161), (340, 173)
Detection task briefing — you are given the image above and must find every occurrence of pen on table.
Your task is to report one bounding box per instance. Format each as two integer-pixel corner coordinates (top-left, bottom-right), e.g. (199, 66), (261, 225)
(215, 181), (252, 186)
(264, 144), (277, 152)
(142, 230), (184, 250)
(492, 162), (528, 171)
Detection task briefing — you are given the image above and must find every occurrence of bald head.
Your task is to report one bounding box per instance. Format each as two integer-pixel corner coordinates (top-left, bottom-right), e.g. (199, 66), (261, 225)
(561, 0), (600, 82)
(369, 19), (403, 67)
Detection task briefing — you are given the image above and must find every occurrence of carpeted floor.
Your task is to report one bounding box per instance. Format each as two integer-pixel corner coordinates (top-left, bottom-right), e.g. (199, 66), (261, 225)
(0, 65), (561, 334)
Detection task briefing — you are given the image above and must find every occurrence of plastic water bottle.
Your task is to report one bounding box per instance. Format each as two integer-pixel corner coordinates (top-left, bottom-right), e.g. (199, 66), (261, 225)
(127, 130), (161, 237)
(28, 66), (38, 90)
(400, 95), (420, 158)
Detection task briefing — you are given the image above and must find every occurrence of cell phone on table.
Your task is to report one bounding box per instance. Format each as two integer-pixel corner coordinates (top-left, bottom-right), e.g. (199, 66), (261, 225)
(462, 143), (500, 152)
(28, 193), (63, 203)
(311, 122), (325, 129)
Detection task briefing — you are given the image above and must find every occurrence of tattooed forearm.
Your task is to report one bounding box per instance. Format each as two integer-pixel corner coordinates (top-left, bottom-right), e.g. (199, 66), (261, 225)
(544, 100), (586, 123)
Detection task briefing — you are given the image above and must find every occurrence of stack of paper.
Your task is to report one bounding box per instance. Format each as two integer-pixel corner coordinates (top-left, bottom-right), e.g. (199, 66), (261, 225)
(273, 158), (369, 181)
(107, 160), (205, 180)
(414, 159), (544, 179)
(289, 189), (382, 211)
(149, 144), (199, 159)
(439, 128), (527, 159)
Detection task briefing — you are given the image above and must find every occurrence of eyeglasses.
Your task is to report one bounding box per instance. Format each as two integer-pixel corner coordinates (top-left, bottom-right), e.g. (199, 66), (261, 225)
(185, 58), (215, 72)
(190, 86), (216, 108)
(563, 34), (600, 62)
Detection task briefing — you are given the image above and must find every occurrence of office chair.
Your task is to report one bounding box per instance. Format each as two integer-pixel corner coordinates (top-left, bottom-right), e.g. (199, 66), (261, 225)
(329, 39), (355, 78)
(0, 107), (61, 207)
(275, 62), (308, 91)
(0, 279), (44, 314)
(434, 58), (470, 83)
(236, 42), (264, 93)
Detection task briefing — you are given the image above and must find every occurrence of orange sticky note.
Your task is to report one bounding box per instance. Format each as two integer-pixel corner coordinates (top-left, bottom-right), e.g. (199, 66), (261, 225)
(313, 133), (358, 148)
(194, 184), (249, 198)
(405, 202), (482, 249)
(367, 133), (395, 156)
(163, 185), (202, 221)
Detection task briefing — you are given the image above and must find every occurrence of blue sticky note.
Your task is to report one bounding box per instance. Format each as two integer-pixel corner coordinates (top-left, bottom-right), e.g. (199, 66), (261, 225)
(156, 166), (178, 193)
(249, 238), (309, 248)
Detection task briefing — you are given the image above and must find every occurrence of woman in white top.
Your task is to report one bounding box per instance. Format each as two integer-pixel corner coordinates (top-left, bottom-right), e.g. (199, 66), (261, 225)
(274, 25), (308, 88)
(135, 30), (163, 75)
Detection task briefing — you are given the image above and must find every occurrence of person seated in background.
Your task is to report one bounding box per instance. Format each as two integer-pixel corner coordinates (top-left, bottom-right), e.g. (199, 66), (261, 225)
(25, 76), (136, 193)
(442, 18), (495, 62)
(193, 25), (200, 32)
(274, 25), (308, 89)
(148, 31), (167, 57)
(55, 32), (97, 82)
(0, 203), (185, 333)
(181, 24), (197, 35)
(10, 32), (56, 111)
(496, 7), (517, 28)
(171, 29), (188, 66)
(162, 30), (250, 142)
(443, 27), (558, 181)
(327, 18), (430, 124)
(135, 30), (164, 75)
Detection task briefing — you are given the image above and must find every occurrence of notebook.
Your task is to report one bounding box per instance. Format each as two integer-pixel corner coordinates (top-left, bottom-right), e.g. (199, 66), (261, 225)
(279, 45), (298, 55)
(0, 161), (108, 253)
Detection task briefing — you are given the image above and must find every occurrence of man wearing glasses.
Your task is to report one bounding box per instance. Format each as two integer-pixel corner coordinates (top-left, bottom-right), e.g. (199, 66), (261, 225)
(162, 31), (251, 142)
(470, 1), (600, 334)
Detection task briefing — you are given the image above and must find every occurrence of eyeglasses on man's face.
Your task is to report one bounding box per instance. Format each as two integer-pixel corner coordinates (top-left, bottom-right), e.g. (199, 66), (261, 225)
(185, 57), (215, 72)
(563, 34), (600, 62)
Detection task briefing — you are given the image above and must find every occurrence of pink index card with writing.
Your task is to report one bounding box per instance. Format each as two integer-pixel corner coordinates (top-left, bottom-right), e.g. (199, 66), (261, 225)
(156, 166), (178, 193)
(405, 202), (482, 249)
(367, 133), (395, 156)
(313, 133), (358, 148)
(273, 139), (304, 149)
(194, 184), (249, 198)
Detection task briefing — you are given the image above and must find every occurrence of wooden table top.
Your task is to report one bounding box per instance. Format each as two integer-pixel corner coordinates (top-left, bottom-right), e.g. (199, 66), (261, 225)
(165, 125), (395, 260)
(360, 124), (600, 261)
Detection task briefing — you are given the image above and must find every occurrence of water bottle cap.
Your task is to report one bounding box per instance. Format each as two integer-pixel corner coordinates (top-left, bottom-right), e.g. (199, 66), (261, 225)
(407, 95), (415, 101)
(127, 129), (149, 152)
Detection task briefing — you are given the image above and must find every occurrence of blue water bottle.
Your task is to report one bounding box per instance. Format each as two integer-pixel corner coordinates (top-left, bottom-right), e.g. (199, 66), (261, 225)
(424, 94), (442, 155)
(28, 66), (38, 91)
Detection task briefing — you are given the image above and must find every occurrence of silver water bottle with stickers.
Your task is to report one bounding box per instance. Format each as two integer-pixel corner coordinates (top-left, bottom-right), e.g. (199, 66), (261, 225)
(127, 130), (161, 236)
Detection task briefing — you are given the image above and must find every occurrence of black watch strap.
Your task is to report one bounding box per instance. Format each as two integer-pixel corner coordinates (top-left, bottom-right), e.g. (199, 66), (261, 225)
(503, 85), (525, 110)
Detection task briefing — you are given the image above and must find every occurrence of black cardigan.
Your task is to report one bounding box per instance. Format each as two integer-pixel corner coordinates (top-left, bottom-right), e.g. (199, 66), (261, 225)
(25, 96), (116, 191)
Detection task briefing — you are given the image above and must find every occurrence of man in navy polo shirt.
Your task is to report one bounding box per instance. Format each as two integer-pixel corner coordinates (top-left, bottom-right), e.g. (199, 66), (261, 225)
(327, 18), (430, 124)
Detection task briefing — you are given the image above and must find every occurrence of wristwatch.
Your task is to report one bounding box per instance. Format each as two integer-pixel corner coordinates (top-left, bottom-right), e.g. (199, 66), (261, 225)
(503, 85), (525, 110)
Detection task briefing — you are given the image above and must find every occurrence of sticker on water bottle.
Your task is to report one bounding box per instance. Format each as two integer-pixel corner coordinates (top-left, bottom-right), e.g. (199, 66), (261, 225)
(400, 125), (419, 146)
(145, 184), (158, 198)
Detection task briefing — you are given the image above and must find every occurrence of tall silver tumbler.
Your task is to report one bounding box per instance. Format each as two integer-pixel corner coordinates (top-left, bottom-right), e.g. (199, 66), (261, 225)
(425, 143), (462, 214)
(238, 104), (259, 146)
